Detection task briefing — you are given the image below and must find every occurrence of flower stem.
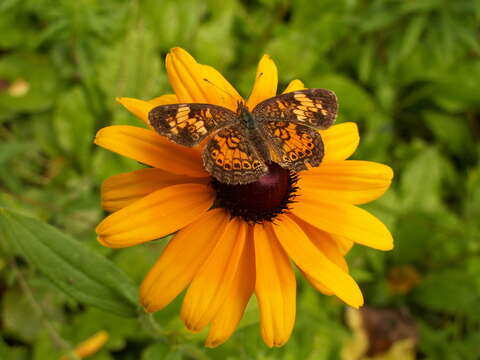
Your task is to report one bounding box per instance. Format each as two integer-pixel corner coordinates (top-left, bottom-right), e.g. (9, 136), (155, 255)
(139, 312), (164, 339)
(10, 259), (80, 360)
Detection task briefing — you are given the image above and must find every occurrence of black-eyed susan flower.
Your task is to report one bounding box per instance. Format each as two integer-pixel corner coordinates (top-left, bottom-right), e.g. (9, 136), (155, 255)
(95, 47), (394, 348)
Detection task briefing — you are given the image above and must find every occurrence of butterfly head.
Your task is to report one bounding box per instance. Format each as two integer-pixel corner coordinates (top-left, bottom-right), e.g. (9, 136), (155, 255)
(235, 100), (248, 113)
(236, 101), (256, 130)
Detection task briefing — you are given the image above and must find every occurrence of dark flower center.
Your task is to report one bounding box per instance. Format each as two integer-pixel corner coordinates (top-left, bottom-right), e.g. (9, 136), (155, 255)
(210, 163), (298, 223)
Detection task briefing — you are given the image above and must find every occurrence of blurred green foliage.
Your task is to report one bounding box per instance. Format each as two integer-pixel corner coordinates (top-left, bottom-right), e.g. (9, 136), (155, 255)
(0, 0), (479, 358)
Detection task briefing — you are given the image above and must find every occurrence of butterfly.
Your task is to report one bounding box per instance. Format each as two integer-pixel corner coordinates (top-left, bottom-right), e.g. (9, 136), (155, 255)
(148, 88), (338, 185)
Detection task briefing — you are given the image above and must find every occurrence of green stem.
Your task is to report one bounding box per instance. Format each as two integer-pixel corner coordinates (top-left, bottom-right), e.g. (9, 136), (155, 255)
(10, 259), (81, 360)
(139, 312), (164, 339)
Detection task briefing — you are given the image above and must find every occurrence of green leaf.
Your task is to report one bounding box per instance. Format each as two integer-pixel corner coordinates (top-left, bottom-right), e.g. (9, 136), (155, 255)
(95, 25), (163, 129)
(195, 5), (236, 69)
(142, 0), (206, 50)
(0, 53), (60, 120)
(53, 87), (95, 171)
(399, 15), (427, 61)
(399, 146), (446, 212)
(0, 208), (139, 317)
(422, 111), (473, 156)
(466, 166), (480, 223)
(358, 39), (375, 83)
(1, 283), (64, 342)
(391, 211), (436, 264)
(32, 332), (63, 360)
(0, 2), (39, 50)
(66, 307), (146, 352)
(413, 269), (480, 314)
(141, 342), (174, 360)
(431, 62), (480, 109)
(0, 336), (28, 360)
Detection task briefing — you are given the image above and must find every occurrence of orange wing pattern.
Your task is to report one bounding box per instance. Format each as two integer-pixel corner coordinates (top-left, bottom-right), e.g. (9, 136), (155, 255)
(264, 121), (324, 172)
(203, 126), (268, 184)
(253, 89), (338, 129)
(148, 103), (236, 146)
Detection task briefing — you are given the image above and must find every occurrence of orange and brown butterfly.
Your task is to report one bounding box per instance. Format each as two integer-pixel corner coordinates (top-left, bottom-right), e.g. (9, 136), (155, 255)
(148, 88), (338, 184)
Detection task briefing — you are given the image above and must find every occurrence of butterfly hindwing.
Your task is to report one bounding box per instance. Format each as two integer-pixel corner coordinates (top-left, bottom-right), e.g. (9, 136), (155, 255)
(252, 88), (337, 129)
(263, 121), (324, 172)
(203, 125), (268, 184)
(148, 103), (237, 146)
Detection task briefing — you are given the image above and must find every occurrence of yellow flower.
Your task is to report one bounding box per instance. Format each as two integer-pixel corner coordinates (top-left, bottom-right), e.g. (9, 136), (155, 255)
(95, 47), (394, 348)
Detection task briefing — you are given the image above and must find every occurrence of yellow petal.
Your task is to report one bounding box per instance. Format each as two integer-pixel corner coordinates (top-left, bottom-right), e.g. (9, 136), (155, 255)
(301, 260), (334, 294)
(273, 215), (363, 308)
(94, 125), (206, 177)
(206, 227), (255, 348)
(101, 168), (209, 212)
(303, 274), (333, 295)
(166, 49), (203, 103)
(116, 97), (154, 126)
(96, 184), (214, 248)
(201, 64), (243, 111)
(148, 94), (178, 107)
(254, 223), (295, 347)
(334, 235), (354, 255)
(300, 160), (394, 204)
(282, 79), (305, 94)
(246, 55), (278, 110)
(320, 122), (360, 162)
(292, 215), (349, 272)
(140, 209), (229, 312)
(116, 95), (179, 127)
(166, 47), (233, 107)
(291, 215), (350, 295)
(61, 331), (109, 360)
(292, 195), (394, 251)
(181, 218), (247, 332)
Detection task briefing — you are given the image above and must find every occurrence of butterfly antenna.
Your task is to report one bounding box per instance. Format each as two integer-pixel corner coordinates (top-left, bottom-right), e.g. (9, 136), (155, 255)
(203, 78), (240, 105)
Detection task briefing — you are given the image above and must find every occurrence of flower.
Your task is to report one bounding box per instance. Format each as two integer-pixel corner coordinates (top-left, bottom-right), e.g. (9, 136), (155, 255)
(94, 48), (394, 348)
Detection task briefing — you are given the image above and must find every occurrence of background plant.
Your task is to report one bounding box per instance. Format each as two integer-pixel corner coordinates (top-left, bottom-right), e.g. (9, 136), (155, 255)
(0, 0), (479, 359)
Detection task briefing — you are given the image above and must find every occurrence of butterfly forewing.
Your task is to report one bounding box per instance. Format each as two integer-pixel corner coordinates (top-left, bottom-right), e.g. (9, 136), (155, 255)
(203, 125), (268, 184)
(252, 88), (338, 129)
(148, 103), (237, 146)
